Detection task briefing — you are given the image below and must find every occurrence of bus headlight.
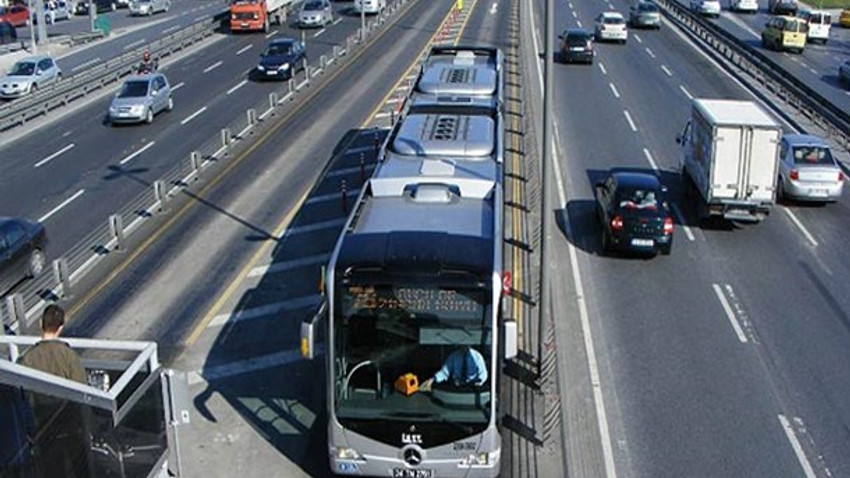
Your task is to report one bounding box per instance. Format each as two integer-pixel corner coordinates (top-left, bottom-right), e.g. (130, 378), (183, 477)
(336, 447), (361, 460)
(461, 452), (489, 466)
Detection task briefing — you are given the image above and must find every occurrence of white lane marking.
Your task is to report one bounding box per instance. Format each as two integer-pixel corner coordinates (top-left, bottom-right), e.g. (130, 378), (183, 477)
(679, 84), (693, 99)
(203, 61), (223, 73)
(193, 15), (208, 22)
(712, 283), (748, 343)
(642, 147), (658, 170)
(800, 61), (809, 69)
(598, 62), (607, 75)
(313, 28), (326, 37)
(808, 67), (817, 75)
(181, 106), (208, 125)
(572, 10), (577, 17)
(670, 204), (695, 241)
(778, 415), (817, 478)
(782, 208), (818, 247)
(226, 79), (248, 95)
(248, 253), (330, 278)
(38, 189), (85, 222)
(35, 143), (75, 168)
(119, 141), (156, 165)
(490, 1), (497, 13)
(70, 57), (100, 72)
(645, 47), (654, 58)
(623, 110), (637, 131)
(162, 24), (181, 34)
(123, 38), (147, 51)
(208, 295), (321, 327)
(188, 346), (324, 386)
(236, 44), (253, 55)
(265, 30), (278, 39)
(332, 17), (342, 25)
(577, 20), (582, 28)
(529, 4), (617, 476)
(661, 65), (673, 77)
(569, 2), (573, 7)
(635, 34), (643, 44)
(171, 82), (185, 91)
(609, 83), (620, 98)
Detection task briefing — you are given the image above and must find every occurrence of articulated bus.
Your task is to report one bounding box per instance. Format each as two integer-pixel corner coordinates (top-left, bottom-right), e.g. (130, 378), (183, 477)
(302, 45), (517, 478)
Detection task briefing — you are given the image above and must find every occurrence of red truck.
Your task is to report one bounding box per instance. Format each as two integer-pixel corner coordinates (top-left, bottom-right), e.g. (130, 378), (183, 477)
(229, 0), (292, 33)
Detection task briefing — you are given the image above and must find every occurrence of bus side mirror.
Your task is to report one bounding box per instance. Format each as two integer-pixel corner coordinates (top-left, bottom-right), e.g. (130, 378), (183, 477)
(503, 319), (517, 360)
(301, 301), (327, 360)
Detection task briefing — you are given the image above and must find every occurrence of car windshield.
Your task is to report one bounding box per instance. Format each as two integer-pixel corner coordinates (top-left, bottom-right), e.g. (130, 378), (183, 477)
(118, 80), (149, 98)
(603, 16), (624, 24)
(567, 33), (591, 45)
(265, 43), (292, 56)
(303, 1), (323, 10)
(639, 3), (659, 12)
(8, 61), (35, 76)
(617, 187), (661, 211)
(792, 146), (834, 165)
(334, 281), (492, 427)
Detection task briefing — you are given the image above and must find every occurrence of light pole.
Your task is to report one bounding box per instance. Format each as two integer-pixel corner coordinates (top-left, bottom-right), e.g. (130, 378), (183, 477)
(538, 0), (554, 379)
(27, 0), (37, 53)
(360, 0), (365, 41)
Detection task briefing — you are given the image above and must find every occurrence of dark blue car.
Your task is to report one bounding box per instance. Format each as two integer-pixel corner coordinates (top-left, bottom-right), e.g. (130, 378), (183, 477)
(0, 217), (47, 297)
(254, 38), (306, 81)
(595, 172), (674, 256)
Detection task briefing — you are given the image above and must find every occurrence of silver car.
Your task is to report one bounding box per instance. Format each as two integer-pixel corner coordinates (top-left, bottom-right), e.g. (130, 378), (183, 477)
(298, 0), (333, 27)
(129, 0), (170, 15)
(108, 73), (173, 125)
(629, 1), (661, 29)
(777, 134), (844, 203)
(0, 55), (62, 99)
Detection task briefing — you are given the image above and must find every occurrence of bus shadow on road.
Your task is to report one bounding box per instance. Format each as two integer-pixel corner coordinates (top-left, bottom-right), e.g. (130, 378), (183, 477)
(189, 127), (387, 477)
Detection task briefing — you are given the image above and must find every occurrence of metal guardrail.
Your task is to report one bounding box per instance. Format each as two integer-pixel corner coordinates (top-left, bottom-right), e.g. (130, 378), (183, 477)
(657, 0), (850, 150)
(0, 12), (228, 132)
(1, 0), (414, 332)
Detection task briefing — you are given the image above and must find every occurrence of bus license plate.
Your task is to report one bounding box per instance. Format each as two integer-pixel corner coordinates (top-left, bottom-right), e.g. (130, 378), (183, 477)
(392, 469), (433, 478)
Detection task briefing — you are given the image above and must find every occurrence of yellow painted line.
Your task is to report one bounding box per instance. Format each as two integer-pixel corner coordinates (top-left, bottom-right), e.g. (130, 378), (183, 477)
(189, 0), (478, 346)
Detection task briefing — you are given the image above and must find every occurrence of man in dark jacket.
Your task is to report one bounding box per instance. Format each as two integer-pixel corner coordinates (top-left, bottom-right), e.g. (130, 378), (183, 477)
(19, 304), (90, 478)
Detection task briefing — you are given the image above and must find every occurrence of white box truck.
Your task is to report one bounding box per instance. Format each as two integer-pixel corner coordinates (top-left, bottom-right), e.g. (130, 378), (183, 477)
(676, 99), (782, 223)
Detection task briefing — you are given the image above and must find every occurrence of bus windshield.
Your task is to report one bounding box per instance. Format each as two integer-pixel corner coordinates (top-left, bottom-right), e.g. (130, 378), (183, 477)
(334, 281), (492, 430)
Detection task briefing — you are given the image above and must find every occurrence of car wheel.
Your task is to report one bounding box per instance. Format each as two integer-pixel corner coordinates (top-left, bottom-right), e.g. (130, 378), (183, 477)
(30, 83), (38, 94)
(28, 249), (46, 278)
(145, 107), (154, 124)
(166, 96), (173, 112)
(601, 229), (612, 253)
(777, 178), (786, 203)
(660, 244), (671, 256)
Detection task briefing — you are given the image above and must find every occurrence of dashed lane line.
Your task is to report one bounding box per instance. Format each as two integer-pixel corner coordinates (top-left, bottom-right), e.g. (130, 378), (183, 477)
(38, 189), (85, 222)
(203, 61), (223, 73)
(712, 283), (748, 343)
(623, 110), (637, 131)
(181, 106), (208, 125)
(609, 83), (620, 98)
(119, 141), (156, 165)
(35, 143), (75, 168)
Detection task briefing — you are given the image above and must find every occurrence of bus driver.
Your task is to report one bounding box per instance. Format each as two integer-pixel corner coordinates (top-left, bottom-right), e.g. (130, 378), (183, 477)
(420, 345), (488, 391)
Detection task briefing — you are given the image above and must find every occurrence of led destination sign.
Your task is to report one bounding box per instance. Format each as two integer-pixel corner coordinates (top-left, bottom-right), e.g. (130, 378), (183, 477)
(343, 285), (484, 320)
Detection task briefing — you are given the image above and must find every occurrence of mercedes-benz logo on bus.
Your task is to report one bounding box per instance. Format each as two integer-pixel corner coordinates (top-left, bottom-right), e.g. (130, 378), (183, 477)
(403, 448), (422, 467)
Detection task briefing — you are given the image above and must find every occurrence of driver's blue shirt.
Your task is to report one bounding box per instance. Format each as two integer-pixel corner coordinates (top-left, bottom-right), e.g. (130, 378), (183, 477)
(433, 348), (488, 386)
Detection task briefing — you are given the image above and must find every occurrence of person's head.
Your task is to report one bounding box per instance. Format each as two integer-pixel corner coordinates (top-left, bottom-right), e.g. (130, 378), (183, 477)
(143, 50), (151, 62)
(41, 304), (65, 337)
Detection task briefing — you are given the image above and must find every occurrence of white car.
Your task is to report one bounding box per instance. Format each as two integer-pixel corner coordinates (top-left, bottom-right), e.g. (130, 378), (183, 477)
(353, 0), (385, 14)
(729, 0), (758, 13)
(129, 0), (170, 16)
(36, 0), (72, 24)
(595, 12), (628, 43)
(690, 0), (721, 17)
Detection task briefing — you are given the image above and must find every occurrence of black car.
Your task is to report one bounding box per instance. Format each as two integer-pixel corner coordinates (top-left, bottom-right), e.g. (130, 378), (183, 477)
(0, 21), (17, 46)
(253, 38), (306, 81)
(75, 0), (118, 16)
(558, 28), (594, 64)
(0, 217), (47, 296)
(595, 172), (673, 256)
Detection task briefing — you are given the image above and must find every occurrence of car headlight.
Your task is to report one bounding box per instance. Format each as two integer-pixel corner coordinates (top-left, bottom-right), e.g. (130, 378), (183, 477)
(257, 65), (265, 71)
(130, 104), (145, 113)
(279, 63), (290, 71)
(335, 447), (361, 460)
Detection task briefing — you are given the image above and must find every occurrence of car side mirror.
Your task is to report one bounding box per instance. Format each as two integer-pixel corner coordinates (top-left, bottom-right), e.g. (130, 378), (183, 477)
(675, 134), (682, 144)
(595, 181), (605, 189)
(35, 70), (42, 76)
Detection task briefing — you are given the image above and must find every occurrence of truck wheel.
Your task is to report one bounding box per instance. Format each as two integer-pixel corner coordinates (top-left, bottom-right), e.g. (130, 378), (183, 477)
(263, 18), (269, 33)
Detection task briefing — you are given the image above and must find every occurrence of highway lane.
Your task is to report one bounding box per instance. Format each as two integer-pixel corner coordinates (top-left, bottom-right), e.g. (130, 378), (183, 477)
(667, 0), (850, 117)
(0, 10), (367, 265)
(59, 0), (539, 476)
(543, 0), (850, 475)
